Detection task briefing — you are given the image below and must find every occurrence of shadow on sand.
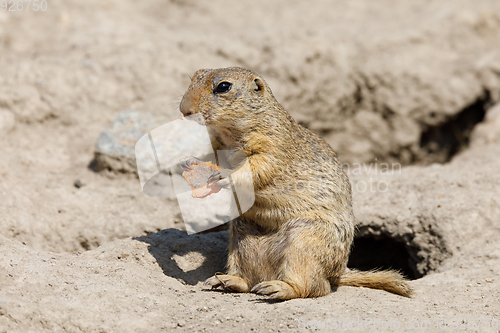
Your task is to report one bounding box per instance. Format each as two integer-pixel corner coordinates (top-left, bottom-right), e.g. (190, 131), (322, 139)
(134, 228), (229, 286)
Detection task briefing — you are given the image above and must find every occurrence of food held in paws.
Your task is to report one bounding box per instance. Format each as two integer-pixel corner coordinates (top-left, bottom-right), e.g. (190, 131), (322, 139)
(182, 161), (223, 198)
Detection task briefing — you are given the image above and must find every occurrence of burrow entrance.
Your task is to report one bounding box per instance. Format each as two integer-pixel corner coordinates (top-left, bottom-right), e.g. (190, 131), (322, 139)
(418, 91), (492, 164)
(345, 93), (496, 278)
(347, 235), (423, 280)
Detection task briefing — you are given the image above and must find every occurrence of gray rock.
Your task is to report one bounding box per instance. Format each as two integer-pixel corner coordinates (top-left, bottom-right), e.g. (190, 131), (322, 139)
(93, 110), (212, 176)
(93, 110), (170, 173)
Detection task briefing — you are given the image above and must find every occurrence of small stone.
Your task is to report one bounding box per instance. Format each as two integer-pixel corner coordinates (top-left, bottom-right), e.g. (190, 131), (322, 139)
(92, 110), (172, 174)
(177, 320), (186, 327)
(74, 180), (84, 188)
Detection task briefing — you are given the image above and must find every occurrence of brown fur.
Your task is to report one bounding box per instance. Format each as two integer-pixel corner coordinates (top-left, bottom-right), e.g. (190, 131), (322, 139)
(180, 67), (413, 300)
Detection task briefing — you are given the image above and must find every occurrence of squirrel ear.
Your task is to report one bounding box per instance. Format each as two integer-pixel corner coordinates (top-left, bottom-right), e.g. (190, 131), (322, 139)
(251, 78), (264, 92)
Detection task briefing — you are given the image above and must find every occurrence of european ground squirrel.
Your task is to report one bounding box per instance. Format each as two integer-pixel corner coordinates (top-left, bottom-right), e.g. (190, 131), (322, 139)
(180, 67), (413, 300)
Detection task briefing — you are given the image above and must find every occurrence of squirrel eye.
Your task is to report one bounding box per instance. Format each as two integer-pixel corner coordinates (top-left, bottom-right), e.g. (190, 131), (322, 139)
(214, 81), (232, 94)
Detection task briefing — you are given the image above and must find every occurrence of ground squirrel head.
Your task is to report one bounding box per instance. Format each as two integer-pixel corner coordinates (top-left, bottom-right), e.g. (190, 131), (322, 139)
(180, 67), (286, 143)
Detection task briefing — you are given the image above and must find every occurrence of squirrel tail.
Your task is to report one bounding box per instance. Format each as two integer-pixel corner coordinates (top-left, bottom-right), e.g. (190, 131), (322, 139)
(338, 269), (413, 297)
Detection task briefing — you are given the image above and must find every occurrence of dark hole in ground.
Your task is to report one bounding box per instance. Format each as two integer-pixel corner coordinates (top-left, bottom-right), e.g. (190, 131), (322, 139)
(419, 91), (491, 163)
(348, 236), (421, 280)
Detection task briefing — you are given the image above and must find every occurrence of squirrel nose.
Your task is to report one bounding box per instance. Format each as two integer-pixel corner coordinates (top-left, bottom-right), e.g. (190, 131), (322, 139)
(180, 98), (195, 117)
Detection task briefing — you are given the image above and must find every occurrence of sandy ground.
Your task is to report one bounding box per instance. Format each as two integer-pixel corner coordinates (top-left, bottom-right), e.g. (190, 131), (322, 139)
(1, 0), (500, 332)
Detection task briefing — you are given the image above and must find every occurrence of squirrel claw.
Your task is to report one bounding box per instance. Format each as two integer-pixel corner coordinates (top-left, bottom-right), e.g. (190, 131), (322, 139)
(208, 169), (232, 189)
(204, 274), (251, 293)
(180, 156), (203, 171)
(251, 280), (296, 300)
(207, 170), (222, 183)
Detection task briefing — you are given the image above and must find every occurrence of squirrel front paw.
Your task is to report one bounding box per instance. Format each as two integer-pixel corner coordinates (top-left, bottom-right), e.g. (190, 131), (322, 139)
(180, 156), (204, 171)
(208, 169), (233, 189)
